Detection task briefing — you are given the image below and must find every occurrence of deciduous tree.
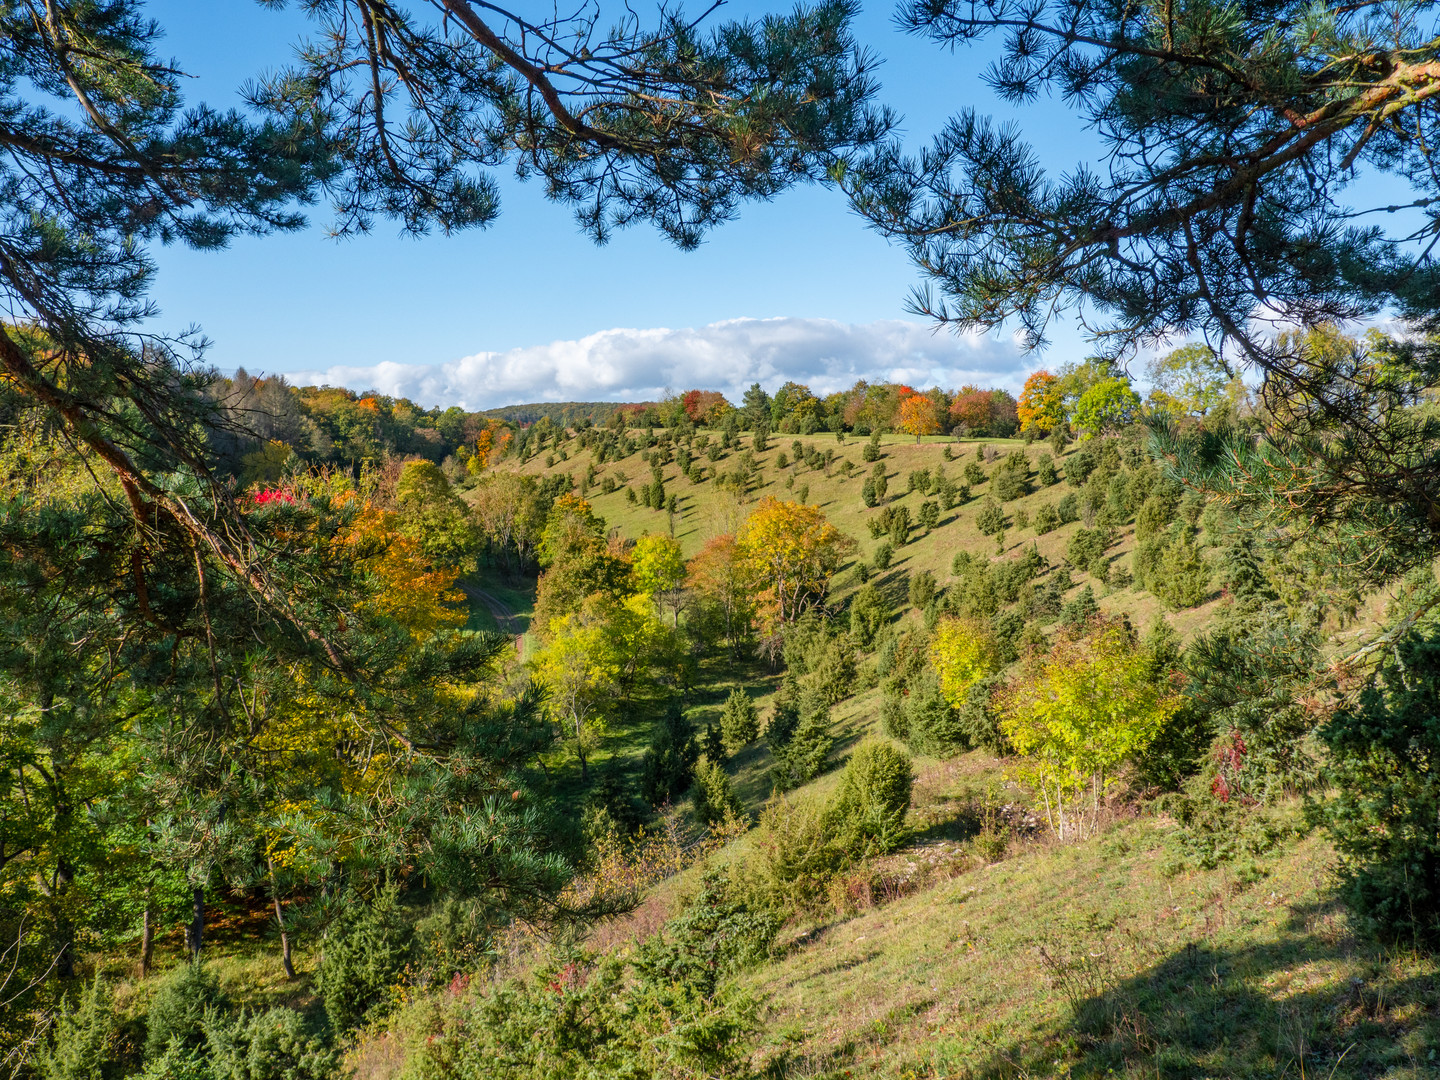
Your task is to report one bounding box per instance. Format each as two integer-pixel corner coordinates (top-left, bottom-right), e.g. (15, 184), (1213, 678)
(736, 499), (857, 627)
(1017, 371), (1063, 435)
(1000, 621), (1179, 840)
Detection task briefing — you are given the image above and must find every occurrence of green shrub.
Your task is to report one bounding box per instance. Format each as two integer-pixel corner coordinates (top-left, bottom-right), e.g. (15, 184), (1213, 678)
(908, 569), (937, 610)
(991, 457), (1031, 501)
(849, 585), (889, 648)
(862, 433), (881, 461)
(975, 497), (1006, 536)
(406, 884), (772, 1079)
(1066, 526), (1112, 570)
(34, 977), (114, 1080)
(808, 635), (858, 704)
(897, 668), (969, 756)
(1057, 492), (1080, 523)
(1063, 445), (1096, 486)
(918, 499), (940, 531)
(640, 708), (698, 805)
(963, 460), (986, 486)
(135, 1045), (213, 1080)
(1088, 554), (1111, 584)
(749, 795), (842, 911)
(1151, 536), (1211, 609)
(1136, 486), (1181, 541)
(765, 678), (801, 747)
(703, 720), (726, 763)
(881, 690), (908, 741)
(587, 758), (647, 835)
(771, 691), (833, 791)
(861, 476), (878, 507)
(1060, 585), (1100, 630)
(954, 674), (1009, 754)
(146, 961), (229, 1061)
(719, 689), (759, 753)
(636, 869), (781, 994)
(989, 609), (1026, 663)
(888, 504), (912, 546)
(873, 541), (894, 570)
(828, 742), (914, 855)
(691, 756), (743, 826)
(316, 887), (415, 1033)
(204, 1008), (339, 1080)
(1036, 454), (1058, 486)
(1318, 627), (1440, 948)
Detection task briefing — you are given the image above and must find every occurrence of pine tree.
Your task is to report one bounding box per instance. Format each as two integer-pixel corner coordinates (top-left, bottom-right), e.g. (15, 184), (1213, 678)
(720, 690), (761, 754)
(771, 691), (834, 791)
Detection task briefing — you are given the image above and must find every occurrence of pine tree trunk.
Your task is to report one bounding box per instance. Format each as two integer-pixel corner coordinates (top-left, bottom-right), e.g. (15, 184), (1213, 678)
(53, 857), (75, 979)
(268, 859), (296, 979)
(140, 899), (155, 976)
(184, 886), (205, 959)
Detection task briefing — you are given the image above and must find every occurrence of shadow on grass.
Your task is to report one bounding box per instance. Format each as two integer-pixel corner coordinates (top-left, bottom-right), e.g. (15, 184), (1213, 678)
(887, 900), (1440, 1080)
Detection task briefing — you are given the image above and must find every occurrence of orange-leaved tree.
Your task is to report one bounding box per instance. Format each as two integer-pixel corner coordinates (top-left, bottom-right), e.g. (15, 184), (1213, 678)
(469, 418), (513, 473)
(896, 390), (942, 441)
(1017, 370), (1063, 435)
(736, 498), (856, 628)
(342, 503), (468, 636)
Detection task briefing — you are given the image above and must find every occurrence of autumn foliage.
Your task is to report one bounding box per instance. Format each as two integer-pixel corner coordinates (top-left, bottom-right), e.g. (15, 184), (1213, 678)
(680, 389), (733, 425)
(896, 391), (942, 438)
(1016, 370), (1062, 434)
(998, 620), (1179, 840)
(735, 498), (856, 628)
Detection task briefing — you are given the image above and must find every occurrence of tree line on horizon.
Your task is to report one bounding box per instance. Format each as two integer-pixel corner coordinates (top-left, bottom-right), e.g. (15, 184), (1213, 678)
(208, 345), (1243, 489)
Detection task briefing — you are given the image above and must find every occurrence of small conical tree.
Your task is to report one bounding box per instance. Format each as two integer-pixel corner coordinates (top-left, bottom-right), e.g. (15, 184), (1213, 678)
(720, 689), (759, 754)
(771, 691), (833, 791)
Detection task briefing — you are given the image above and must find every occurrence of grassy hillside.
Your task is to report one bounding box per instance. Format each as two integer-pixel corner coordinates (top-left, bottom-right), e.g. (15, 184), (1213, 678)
(411, 427), (1437, 1079)
(490, 430), (1225, 627)
(68, 427), (1422, 1080)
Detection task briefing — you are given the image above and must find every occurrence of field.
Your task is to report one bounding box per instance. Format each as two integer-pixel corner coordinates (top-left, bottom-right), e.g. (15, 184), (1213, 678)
(480, 429), (1233, 633)
(62, 425), (1430, 1080)
(416, 427), (1440, 1079)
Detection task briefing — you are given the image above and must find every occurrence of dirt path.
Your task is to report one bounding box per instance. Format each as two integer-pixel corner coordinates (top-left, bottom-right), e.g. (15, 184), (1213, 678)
(459, 582), (524, 645)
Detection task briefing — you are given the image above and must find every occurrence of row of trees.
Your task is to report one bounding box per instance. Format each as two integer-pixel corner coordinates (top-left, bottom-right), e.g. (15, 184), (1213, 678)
(209, 342), (1246, 498)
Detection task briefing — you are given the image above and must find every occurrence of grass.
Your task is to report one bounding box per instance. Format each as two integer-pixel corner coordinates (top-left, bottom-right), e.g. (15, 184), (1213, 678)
(336, 430), (1434, 1077)
(730, 810), (1440, 1079)
(480, 429), (1229, 648)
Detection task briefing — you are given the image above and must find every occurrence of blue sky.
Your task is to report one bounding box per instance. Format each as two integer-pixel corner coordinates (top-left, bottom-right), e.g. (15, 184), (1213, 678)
(142, 1), (1106, 408)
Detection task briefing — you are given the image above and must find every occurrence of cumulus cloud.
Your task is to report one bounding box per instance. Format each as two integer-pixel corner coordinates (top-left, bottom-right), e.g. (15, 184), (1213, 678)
(283, 317), (1039, 410)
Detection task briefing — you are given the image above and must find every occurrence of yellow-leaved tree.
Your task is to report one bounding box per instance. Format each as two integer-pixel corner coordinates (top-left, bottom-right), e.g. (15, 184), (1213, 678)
(999, 620), (1179, 841)
(631, 532), (686, 625)
(1016, 370), (1063, 435)
(736, 498), (856, 629)
(929, 617), (1000, 706)
(532, 617), (618, 781)
(344, 504), (468, 636)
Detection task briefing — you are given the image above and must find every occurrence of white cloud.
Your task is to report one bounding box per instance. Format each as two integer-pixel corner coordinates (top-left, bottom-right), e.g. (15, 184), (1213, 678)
(281, 317), (1039, 410)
